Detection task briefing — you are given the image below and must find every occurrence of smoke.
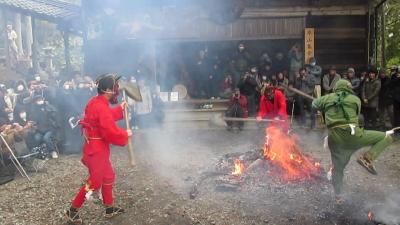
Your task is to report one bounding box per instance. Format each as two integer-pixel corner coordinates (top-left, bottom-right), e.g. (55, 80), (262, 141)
(367, 193), (400, 225)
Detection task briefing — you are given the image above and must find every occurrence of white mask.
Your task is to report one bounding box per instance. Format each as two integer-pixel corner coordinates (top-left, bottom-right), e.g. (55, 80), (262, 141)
(20, 112), (27, 121)
(35, 76), (41, 82)
(17, 85), (24, 91)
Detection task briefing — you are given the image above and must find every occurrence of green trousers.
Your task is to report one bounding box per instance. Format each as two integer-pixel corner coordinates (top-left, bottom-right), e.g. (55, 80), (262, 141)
(328, 126), (393, 194)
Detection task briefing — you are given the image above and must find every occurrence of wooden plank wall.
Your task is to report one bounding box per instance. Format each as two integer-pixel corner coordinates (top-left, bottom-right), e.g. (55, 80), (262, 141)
(308, 15), (368, 72)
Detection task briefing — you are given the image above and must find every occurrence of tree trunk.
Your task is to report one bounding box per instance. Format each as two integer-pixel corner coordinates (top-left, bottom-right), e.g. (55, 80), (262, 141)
(380, 4), (386, 69)
(14, 13), (23, 56)
(24, 15), (33, 59)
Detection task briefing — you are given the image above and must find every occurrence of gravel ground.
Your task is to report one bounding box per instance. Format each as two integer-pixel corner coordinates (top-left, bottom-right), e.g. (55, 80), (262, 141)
(1, 128), (399, 225)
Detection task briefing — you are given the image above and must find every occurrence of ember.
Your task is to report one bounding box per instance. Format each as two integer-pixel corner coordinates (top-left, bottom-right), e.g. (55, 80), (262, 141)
(232, 159), (245, 176)
(368, 211), (374, 221)
(263, 126), (321, 181)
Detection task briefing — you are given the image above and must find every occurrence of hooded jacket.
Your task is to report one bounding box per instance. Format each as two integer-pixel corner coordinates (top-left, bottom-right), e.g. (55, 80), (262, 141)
(312, 79), (361, 128)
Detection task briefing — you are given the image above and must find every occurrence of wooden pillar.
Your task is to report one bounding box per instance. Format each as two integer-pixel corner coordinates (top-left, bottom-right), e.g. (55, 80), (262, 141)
(24, 15), (33, 59)
(14, 13), (23, 56)
(63, 30), (71, 74)
(380, 4), (386, 69)
(1, 10), (10, 69)
(31, 17), (38, 73)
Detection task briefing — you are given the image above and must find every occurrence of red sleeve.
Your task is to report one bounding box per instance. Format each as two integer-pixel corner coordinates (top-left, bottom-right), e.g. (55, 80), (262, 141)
(258, 96), (267, 118)
(110, 105), (124, 121)
(276, 90), (288, 120)
(98, 105), (128, 146)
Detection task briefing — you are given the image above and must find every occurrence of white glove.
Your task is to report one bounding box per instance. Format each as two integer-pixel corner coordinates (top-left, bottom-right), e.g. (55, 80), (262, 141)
(386, 129), (394, 137)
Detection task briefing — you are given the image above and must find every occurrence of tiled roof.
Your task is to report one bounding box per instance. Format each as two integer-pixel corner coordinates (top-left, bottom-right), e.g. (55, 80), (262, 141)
(0, 0), (81, 22)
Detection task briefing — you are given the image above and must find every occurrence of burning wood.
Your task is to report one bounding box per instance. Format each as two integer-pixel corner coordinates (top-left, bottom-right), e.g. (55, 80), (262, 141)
(189, 126), (327, 199)
(231, 159), (245, 176)
(368, 211), (389, 225)
(262, 126), (322, 181)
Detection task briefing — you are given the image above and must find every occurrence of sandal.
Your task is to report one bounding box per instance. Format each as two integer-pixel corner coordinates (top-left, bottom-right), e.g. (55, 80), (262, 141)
(357, 155), (377, 175)
(65, 208), (83, 224)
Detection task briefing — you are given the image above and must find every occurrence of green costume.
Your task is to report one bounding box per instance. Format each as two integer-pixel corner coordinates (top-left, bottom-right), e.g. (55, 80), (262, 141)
(312, 79), (393, 194)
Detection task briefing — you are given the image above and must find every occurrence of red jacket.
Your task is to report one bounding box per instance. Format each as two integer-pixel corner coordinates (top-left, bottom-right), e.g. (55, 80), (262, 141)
(80, 95), (128, 156)
(258, 89), (288, 131)
(229, 95), (248, 118)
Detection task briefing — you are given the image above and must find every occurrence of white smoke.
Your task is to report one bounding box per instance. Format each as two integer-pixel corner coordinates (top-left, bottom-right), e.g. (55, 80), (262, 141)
(368, 193), (400, 225)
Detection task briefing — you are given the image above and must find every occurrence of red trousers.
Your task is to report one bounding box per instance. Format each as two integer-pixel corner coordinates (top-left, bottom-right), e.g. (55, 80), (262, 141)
(72, 150), (115, 208)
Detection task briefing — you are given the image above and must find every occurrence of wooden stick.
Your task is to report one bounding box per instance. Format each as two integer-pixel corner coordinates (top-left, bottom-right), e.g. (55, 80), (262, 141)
(223, 117), (284, 122)
(0, 134), (31, 181)
(122, 90), (136, 167)
(282, 85), (316, 100)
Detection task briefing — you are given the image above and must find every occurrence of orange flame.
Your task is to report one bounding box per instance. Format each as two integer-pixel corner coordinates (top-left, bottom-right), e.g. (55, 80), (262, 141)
(368, 211), (374, 221)
(263, 126), (320, 181)
(232, 159), (245, 176)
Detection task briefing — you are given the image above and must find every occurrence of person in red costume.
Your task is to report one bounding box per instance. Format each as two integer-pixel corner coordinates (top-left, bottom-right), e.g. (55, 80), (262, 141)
(65, 74), (132, 224)
(257, 84), (289, 132)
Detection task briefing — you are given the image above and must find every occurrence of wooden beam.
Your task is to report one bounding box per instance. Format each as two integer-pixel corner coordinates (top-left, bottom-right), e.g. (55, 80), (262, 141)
(241, 5), (368, 18)
(24, 15), (33, 60)
(1, 9), (10, 70)
(14, 13), (23, 56)
(31, 16), (38, 73)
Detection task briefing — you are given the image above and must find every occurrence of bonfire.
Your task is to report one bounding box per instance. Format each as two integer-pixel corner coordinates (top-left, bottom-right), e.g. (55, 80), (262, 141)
(262, 126), (321, 181)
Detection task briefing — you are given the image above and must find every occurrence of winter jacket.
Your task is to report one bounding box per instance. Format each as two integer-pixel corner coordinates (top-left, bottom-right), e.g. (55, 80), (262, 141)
(379, 77), (393, 107)
(295, 75), (315, 95)
(238, 76), (258, 97)
(391, 74), (400, 103)
(346, 77), (361, 95)
(306, 64), (322, 85)
(322, 74), (341, 94)
(361, 78), (381, 108)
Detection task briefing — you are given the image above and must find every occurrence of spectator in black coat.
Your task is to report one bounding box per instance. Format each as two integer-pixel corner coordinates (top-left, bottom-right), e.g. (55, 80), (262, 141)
(390, 67), (400, 135)
(378, 71), (393, 129)
(28, 96), (59, 158)
(238, 71), (258, 116)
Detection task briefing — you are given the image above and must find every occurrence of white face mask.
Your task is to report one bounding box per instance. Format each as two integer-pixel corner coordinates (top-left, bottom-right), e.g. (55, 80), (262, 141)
(17, 85), (24, 91)
(20, 112), (27, 121)
(35, 76), (41, 82)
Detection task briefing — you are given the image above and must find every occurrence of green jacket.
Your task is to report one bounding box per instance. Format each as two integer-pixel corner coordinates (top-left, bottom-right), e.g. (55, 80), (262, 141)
(312, 79), (361, 128)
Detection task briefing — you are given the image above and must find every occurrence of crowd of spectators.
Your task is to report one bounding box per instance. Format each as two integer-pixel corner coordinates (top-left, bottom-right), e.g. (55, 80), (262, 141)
(208, 43), (400, 132)
(0, 71), (95, 160)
